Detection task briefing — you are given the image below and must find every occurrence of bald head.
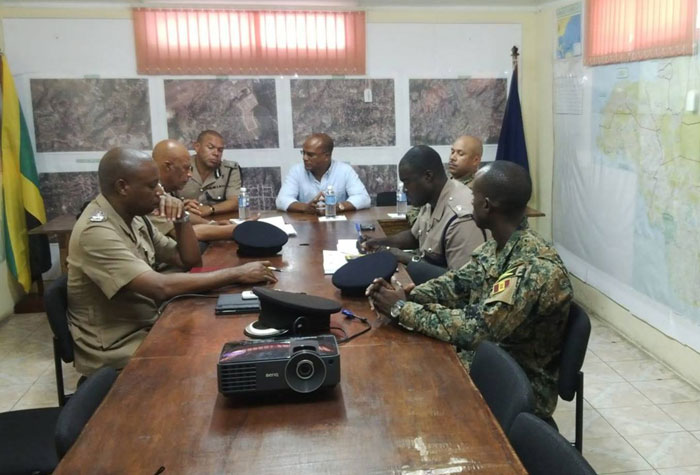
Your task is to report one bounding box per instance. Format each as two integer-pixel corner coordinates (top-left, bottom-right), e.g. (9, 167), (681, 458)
(98, 148), (154, 195)
(473, 160), (531, 220)
(152, 139), (192, 193)
(98, 147), (162, 217)
(307, 133), (334, 155)
(448, 135), (483, 181)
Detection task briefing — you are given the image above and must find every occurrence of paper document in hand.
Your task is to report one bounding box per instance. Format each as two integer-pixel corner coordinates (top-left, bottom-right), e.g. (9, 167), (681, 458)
(318, 216), (347, 222)
(323, 250), (348, 274)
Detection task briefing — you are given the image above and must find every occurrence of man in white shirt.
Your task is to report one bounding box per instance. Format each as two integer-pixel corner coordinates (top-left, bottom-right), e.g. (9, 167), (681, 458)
(276, 133), (371, 214)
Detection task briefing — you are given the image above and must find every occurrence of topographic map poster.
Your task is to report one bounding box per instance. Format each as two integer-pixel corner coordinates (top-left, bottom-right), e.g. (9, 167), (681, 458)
(39, 172), (99, 221)
(556, 3), (582, 59)
(409, 78), (506, 146)
(165, 79), (278, 149)
(352, 165), (397, 205)
(241, 167), (281, 211)
(291, 79), (395, 147)
(553, 56), (700, 350)
(31, 79), (152, 152)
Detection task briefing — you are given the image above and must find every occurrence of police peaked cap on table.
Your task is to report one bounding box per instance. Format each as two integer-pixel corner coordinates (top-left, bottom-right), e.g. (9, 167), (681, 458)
(232, 221), (288, 257)
(246, 287), (342, 338)
(332, 251), (398, 296)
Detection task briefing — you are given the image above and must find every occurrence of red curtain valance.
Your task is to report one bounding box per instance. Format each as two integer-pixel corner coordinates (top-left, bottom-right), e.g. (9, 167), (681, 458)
(585, 0), (696, 66)
(133, 8), (366, 75)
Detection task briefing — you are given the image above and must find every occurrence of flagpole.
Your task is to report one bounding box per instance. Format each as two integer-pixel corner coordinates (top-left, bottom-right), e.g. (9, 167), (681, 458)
(511, 45), (519, 71)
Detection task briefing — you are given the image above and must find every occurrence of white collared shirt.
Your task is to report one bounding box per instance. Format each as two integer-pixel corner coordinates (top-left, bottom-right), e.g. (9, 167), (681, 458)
(276, 160), (371, 211)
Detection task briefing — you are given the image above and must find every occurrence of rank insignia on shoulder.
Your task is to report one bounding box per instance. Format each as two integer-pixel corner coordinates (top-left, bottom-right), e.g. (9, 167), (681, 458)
(485, 273), (519, 305)
(492, 278), (512, 295)
(89, 211), (107, 222)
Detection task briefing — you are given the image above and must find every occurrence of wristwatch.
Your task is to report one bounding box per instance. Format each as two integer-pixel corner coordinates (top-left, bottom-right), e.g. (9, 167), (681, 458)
(390, 299), (406, 319)
(338, 202), (345, 212)
(174, 211), (190, 224)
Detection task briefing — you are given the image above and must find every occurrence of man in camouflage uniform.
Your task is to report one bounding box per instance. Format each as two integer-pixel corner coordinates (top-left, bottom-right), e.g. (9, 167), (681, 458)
(406, 135), (482, 225)
(367, 161), (572, 417)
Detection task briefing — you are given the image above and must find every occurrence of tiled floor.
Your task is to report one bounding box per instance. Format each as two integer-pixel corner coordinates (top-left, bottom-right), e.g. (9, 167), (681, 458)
(553, 317), (700, 474)
(2, 311), (700, 473)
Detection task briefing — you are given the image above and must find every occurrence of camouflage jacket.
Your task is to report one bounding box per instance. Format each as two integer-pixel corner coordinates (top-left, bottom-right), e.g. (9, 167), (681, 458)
(397, 219), (573, 417)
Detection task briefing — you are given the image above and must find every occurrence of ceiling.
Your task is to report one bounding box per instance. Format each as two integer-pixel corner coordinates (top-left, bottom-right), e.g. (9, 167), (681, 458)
(2, 0), (552, 8)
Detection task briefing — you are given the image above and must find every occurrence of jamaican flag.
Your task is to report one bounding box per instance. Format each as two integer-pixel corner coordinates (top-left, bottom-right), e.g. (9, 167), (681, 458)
(1, 54), (50, 292)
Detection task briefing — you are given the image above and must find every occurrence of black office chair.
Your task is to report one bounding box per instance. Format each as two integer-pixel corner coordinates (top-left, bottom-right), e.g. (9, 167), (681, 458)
(509, 412), (597, 475)
(44, 275), (75, 406)
(406, 260), (448, 286)
(470, 341), (535, 433)
(55, 367), (118, 458)
(545, 301), (591, 452)
(376, 191), (396, 207)
(0, 367), (117, 475)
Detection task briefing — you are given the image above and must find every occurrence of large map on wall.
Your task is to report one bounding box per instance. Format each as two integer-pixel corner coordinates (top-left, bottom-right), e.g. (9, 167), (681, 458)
(553, 56), (700, 350)
(31, 79), (152, 152)
(165, 79), (278, 149)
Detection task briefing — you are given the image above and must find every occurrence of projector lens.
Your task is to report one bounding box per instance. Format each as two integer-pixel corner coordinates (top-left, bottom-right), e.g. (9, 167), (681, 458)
(296, 360), (314, 379)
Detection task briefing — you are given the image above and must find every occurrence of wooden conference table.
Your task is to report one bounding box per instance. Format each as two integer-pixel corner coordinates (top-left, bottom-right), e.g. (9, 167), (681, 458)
(30, 205), (544, 274)
(55, 208), (525, 474)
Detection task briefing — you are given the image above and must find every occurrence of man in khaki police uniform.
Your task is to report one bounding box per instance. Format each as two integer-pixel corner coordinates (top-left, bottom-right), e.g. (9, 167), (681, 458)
(178, 130), (242, 223)
(151, 139), (237, 241)
(406, 135), (483, 226)
(359, 145), (486, 270)
(67, 148), (276, 375)
(448, 135), (482, 187)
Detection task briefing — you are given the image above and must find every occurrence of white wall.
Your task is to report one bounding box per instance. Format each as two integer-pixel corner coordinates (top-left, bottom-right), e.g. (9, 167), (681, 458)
(2, 18), (520, 180)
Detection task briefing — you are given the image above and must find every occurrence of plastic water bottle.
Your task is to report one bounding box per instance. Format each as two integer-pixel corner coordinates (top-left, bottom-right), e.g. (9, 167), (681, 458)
(238, 187), (249, 219)
(325, 185), (337, 218)
(396, 182), (408, 215)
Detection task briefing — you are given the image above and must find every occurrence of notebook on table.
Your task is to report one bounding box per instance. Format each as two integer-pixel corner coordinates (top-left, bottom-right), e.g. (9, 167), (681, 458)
(215, 293), (261, 315)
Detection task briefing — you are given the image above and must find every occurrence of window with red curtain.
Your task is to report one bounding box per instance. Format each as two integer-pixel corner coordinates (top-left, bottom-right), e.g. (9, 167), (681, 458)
(132, 9), (366, 75)
(585, 0), (697, 66)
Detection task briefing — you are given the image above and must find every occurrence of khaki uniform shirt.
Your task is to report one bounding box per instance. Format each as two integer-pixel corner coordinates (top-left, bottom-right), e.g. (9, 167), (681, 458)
(406, 174), (474, 226)
(410, 179), (486, 269)
(397, 219), (573, 417)
(178, 156), (242, 205)
(67, 194), (179, 375)
(457, 173), (475, 188)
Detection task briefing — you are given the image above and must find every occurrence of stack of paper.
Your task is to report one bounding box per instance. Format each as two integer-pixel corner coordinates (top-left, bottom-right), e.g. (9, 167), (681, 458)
(230, 215), (297, 236)
(318, 215), (347, 222)
(323, 250), (348, 274)
(337, 239), (359, 255)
